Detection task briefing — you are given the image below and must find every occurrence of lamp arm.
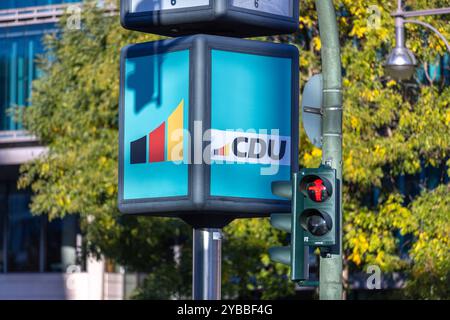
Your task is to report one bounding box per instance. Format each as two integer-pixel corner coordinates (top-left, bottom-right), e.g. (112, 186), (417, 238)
(404, 19), (450, 55)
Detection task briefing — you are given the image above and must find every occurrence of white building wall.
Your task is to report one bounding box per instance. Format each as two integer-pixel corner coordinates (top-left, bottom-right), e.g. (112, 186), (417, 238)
(0, 264), (126, 300)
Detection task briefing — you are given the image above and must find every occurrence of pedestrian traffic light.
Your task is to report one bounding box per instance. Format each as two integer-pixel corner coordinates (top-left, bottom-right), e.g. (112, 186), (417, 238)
(269, 167), (338, 282)
(297, 167), (338, 247)
(269, 173), (309, 282)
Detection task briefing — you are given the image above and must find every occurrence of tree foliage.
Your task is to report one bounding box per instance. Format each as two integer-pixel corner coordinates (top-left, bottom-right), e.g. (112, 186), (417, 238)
(299, 0), (450, 299)
(19, 0), (449, 299)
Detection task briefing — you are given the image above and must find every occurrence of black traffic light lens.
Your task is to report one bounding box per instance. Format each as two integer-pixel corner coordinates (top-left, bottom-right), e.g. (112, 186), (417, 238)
(306, 215), (329, 236)
(300, 209), (333, 237)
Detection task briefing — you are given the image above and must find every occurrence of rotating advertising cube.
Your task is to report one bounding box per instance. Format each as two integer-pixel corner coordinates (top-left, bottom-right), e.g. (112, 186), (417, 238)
(118, 35), (299, 225)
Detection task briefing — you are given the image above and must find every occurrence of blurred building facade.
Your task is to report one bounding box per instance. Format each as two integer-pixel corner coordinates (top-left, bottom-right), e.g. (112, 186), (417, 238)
(0, 0), (136, 300)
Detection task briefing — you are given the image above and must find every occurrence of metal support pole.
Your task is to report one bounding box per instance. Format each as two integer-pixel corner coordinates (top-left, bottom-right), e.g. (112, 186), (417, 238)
(395, 0), (450, 55)
(315, 0), (343, 300)
(395, 16), (406, 48)
(404, 19), (450, 55)
(192, 228), (222, 300)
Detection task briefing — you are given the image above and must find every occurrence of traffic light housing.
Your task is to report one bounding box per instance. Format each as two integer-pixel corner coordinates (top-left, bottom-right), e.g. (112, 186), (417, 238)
(297, 167), (338, 247)
(269, 174), (309, 282)
(269, 166), (339, 283)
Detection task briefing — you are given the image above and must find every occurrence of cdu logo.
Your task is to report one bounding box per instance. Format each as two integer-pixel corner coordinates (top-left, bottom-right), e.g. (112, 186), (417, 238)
(130, 100), (184, 164)
(129, 99), (290, 167)
(210, 129), (290, 166)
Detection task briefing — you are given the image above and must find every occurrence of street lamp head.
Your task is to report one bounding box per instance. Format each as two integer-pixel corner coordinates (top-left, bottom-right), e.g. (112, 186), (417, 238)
(384, 47), (417, 81)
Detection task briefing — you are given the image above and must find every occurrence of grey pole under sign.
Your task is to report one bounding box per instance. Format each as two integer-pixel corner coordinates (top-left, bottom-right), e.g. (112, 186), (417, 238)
(193, 228), (222, 300)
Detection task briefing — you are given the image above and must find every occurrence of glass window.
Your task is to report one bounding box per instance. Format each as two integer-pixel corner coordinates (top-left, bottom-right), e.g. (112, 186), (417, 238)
(47, 216), (79, 272)
(0, 32), (44, 130)
(0, 1), (81, 10)
(46, 219), (62, 272)
(7, 191), (41, 272)
(0, 3), (83, 131)
(0, 181), (80, 273)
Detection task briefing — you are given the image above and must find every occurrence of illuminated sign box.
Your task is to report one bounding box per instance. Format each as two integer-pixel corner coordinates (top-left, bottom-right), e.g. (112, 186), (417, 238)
(120, 0), (299, 37)
(118, 35), (299, 223)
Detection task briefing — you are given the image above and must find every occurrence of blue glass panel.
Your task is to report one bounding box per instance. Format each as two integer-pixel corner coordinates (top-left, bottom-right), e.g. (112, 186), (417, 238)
(47, 218), (63, 272)
(443, 53), (450, 85)
(7, 191), (40, 272)
(0, 0), (81, 10)
(428, 58), (442, 83)
(0, 23), (57, 130)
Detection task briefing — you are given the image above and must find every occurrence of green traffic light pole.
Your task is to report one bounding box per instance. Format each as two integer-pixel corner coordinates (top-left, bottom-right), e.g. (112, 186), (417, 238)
(315, 0), (343, 300)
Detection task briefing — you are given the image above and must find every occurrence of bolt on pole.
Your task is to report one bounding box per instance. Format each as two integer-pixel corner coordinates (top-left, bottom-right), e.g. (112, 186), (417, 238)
(315, 0), (344, 300)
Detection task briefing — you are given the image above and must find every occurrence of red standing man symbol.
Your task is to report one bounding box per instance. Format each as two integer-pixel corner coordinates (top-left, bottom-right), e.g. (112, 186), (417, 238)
(307, 179), (327, 202)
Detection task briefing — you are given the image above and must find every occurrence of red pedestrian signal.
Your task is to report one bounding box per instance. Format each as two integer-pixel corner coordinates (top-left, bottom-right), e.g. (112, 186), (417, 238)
(307, 179), (327, 202)
(300, 175), (333, 202)
(297, 169), (337, 247)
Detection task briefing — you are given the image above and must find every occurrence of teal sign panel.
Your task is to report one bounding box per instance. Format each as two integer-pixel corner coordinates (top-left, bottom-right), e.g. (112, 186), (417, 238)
(210, 50), (292, 200)
(123, 49), (190, 200)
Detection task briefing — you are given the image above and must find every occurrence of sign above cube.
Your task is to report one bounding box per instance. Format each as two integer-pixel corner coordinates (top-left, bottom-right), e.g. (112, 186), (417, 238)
(121, 0), (299, 37)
